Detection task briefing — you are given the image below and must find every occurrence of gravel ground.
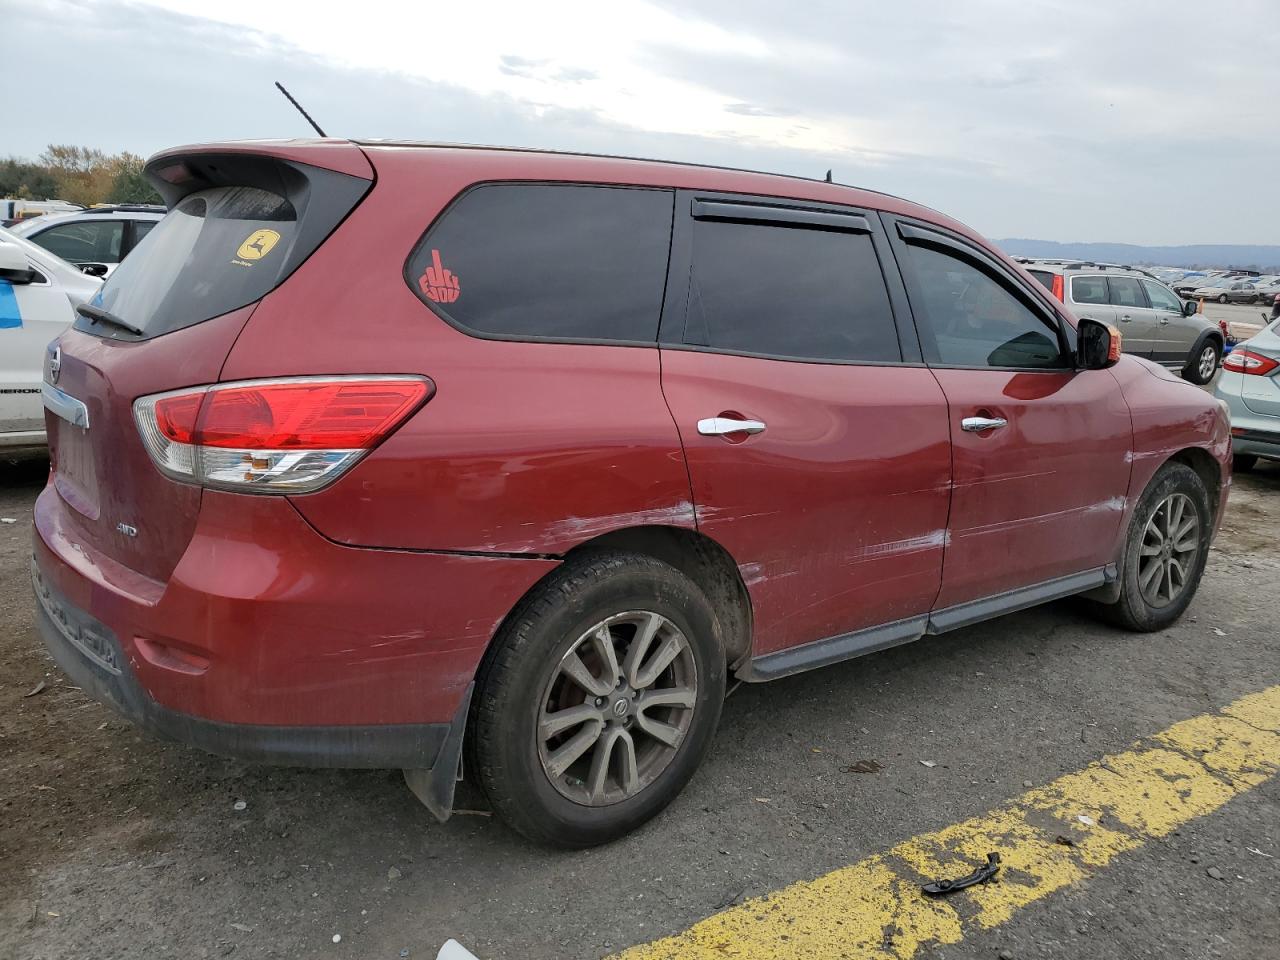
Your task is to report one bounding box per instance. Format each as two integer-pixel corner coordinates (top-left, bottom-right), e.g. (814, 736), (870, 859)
(1, 456), (1277, 960)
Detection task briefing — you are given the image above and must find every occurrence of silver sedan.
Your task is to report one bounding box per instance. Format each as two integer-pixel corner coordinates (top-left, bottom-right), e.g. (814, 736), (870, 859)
(1214, 315), (1280, 471)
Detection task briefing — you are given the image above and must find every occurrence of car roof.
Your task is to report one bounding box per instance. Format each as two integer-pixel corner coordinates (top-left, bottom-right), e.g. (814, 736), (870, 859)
(13, 208), (164, 232)
(151, 137), (977, 240)
(1013, 258), (1159, 281)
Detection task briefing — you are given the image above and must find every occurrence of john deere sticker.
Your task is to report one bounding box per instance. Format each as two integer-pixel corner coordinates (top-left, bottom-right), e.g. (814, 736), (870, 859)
(236, 229), (282, 262)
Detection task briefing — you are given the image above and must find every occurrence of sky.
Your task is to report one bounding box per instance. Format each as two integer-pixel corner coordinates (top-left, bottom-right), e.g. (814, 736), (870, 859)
(5, 0), (1278, 244)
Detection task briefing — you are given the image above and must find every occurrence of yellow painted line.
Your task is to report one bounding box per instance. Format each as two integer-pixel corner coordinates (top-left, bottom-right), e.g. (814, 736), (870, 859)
(613, 685), (1280, 960)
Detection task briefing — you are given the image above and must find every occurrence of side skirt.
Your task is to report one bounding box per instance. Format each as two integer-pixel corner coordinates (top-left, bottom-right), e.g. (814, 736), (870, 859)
(741, 566), (1115, 682)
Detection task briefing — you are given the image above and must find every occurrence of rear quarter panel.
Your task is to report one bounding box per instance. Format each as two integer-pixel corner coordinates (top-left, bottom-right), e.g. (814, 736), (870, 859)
(1108, 356), (1232, 543)
(220, 148), (696, 554)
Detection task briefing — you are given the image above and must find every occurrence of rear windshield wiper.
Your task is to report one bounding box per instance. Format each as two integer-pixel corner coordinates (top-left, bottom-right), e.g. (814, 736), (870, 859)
(76, 302), (144, 336)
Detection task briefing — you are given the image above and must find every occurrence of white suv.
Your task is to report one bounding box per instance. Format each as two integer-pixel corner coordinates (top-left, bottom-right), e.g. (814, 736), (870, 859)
(0, 228), (102, 452)
(9, 205), (164, 277)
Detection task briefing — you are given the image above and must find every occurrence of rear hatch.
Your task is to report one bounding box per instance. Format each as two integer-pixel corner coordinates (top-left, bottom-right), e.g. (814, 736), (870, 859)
(46, 143), (373, 583)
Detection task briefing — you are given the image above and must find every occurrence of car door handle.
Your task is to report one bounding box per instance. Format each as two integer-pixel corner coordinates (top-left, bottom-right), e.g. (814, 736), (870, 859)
(698, 416), (767, 437)
(1119, 314), (1132, 322)
(1159, 317), (1171, 324)
(960, 416), (1008, 433)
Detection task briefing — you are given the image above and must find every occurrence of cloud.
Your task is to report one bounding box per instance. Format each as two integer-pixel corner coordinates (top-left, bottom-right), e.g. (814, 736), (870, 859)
(3, 0), (1277, 244)
(725, 102), (796, 118)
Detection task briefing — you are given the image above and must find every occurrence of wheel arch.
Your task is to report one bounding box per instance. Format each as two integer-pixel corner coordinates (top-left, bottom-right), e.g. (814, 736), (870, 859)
(560, 525), (754, 670)
(1167, 446), (1222, 524)
(475, 523), (754, 686)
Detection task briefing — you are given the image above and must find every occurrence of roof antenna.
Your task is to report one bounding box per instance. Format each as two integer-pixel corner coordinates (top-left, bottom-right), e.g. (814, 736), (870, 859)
(274, 81), (328, 137)
(824, 169), (833, 183)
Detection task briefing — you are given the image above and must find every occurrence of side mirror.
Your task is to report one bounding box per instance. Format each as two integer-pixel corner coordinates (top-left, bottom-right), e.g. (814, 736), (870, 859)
(1183, 299), (1199, 317)
(79, 262), (109, 278)
(0, 243), (36, 284)
(1077, 317), (1122, 370)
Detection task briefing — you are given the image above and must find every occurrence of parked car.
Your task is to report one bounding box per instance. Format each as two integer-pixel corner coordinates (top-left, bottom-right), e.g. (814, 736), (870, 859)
(9, 204), (164, 276)
(1173, 272), (1222, 297)
(0, 227), (101, 452)
(1251, 278), (1280, 303)
(1022, 260), (1223, 383)
(33, 140), (1231, 847)
(0, 198), (83, 226)
(1214, 313), (1280, 470)
(1191, 280), (1258, 304)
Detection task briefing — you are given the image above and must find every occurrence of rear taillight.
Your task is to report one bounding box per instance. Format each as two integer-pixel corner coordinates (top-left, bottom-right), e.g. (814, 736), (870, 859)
(1221, 350), (1280, 376)
(1051, 274), (1064, 302)
(134, 377), (432, 493)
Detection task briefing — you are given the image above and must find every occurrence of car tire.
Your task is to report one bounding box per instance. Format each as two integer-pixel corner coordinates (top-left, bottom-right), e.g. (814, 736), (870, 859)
(1233, 454), (1257, 473)
(1092, 462), (1212, 632)
(1218, 294), (1229, 304)
(1182, 339), (1221, 385)
(469, 551), (726, 847)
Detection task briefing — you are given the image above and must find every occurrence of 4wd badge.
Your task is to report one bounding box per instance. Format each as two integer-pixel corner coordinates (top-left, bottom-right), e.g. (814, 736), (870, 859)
(236, 229), (281, 261)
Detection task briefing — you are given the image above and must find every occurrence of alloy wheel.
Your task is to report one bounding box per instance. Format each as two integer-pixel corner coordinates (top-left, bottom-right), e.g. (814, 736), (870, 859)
(1198, 346), (1217, 381)
(536, 611), (698, 806)
(1137, 493), (1200, 608)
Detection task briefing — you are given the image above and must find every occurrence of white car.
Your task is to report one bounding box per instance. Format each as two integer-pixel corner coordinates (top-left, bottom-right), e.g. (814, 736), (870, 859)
(0, 227), (102, 452)
(9, 205), (164, 277)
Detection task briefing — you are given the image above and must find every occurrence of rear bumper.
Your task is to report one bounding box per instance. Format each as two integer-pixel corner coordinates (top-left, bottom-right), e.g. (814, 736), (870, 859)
(1215, 372), (1280, 461)
(0, 428), (47, 450)
(32, 484), (558, 761)
(32, 557), (456, 767)
(1232, 430), (1280, 460)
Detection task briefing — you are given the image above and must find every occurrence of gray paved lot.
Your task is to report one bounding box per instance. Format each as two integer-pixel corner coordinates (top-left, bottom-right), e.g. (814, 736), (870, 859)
(2, 456), (1278, 960)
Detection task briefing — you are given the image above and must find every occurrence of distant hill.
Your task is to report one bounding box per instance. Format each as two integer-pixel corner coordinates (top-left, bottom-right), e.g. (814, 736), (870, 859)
(996, 239), (1280, 272)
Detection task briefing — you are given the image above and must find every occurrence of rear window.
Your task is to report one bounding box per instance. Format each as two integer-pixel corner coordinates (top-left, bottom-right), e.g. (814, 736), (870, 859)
(408, 184), (673, 342)
(1027, 269), (1055, 292)
(90, 187), (297, 337)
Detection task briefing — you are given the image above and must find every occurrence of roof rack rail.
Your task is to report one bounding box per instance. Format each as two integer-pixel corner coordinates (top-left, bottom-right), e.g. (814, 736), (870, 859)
(86, 203), (166, 213)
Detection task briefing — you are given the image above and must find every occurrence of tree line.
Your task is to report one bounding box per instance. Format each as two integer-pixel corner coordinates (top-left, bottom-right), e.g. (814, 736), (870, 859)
(1, 145), (162, 206)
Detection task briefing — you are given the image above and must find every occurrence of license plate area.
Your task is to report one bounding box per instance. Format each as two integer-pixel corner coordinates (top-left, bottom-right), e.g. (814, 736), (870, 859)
(31, 560), (121, 676)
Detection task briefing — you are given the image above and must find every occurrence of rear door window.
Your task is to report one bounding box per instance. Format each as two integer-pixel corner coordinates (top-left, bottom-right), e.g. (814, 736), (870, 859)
(1107, 276), (1147, 309)
(408, 184), (673, 342)
(681, 216), (899, 362)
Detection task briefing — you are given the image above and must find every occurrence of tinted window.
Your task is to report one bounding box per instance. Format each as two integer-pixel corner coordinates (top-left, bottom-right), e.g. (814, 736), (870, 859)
(683, 219), (898, 362)
(34, 220), (124, 263)
(1107, 276), (1146, 308)
(411, 184), (673, 342)
(1142, 280), (1183, 313)
(1027, 269), (1055, 292)
(906, 244), (1066, 369)
(92, 187), (298, 337)
(132, 220), (156, 243)
(1070, 276), (1108, 304)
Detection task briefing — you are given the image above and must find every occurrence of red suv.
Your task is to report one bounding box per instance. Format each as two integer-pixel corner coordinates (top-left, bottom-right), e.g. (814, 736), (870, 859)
(33, 140), (1231, 847)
